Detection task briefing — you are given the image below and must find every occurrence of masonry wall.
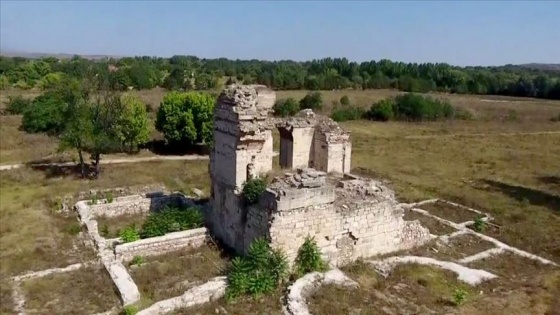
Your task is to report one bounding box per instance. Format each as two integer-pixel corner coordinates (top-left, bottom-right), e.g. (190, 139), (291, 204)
(265, 191), (429, 266)
(89, 193), (191, 218)
(289, 127), (315, 169)
(114, 228), (207, 262)
(326, 142), (352, 174)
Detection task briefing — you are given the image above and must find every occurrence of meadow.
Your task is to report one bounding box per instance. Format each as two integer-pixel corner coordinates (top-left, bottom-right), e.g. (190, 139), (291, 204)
(0, 87), (559, 314)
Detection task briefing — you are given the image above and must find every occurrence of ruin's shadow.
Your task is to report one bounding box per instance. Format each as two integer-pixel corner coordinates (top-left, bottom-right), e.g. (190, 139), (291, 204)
(142, 140), (209, 156)
(538, 175), (560, 191)
(479, 179), (560, 214)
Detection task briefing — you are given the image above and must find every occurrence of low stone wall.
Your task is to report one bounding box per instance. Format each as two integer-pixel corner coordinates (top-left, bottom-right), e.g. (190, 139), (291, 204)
(89, 192), (193, 218)
(115, 227), (207, 262)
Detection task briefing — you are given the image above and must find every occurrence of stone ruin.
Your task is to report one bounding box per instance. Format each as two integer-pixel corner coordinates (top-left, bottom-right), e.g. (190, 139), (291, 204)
(208, 84), (431, 266)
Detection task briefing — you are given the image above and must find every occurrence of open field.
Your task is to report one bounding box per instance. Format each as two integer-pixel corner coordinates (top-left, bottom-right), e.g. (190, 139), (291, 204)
(1, 88), (559, 313)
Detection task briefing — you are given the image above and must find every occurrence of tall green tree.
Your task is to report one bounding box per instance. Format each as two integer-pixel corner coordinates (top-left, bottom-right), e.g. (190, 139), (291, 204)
(115, 95), (151, 152)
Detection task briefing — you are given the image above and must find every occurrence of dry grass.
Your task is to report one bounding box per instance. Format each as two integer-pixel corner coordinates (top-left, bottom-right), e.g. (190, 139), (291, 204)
(176, 290), (285, 315)
(404, 210), (457, 236)
(0, 160), (210, 278)
(420, 200), (481, 224)
(96, 213), (146, 239)
(21, 266), (120, 315)
(130, 243), (228, 306)
(0, 279), (13, 315)
(309, 262), (471, 314)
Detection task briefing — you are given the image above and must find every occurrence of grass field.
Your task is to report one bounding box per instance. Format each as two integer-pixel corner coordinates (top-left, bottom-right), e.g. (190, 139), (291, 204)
(1, 88), (559, 313)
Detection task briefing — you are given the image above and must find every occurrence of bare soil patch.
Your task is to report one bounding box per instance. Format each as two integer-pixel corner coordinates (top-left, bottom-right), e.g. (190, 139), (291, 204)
(96, 213), (146, 239)
(420, 200), (481, 224)
(21, 266), (120, 315)
(129, 243), (228, 305)
(404, 210), (456, 235)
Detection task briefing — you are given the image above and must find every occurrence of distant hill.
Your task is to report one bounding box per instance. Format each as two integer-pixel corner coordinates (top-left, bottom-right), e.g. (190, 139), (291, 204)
(519, 63), (560, 72)
(0, 50), (123, 60)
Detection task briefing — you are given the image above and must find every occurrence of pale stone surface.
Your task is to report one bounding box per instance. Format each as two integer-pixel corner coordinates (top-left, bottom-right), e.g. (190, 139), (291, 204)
(137, 276), (227, 315)
(115, 228), (207, 262)
(90, 193), (192, 218)
(369, 256), (497, 286)
(458, 248), (505, 264)
(208, 85), (431, 265)
(285, 269), (358, 315)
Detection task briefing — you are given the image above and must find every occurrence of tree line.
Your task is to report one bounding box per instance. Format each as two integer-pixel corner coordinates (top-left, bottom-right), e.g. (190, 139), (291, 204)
(1, 55), (560, 99)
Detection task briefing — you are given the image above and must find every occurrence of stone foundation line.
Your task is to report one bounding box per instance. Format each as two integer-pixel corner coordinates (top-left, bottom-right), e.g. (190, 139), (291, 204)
(410, 207), (558, 266)
(137, 276), (227, 315)
(284, 269), (359, 315)
(11, 261), (97, 282)
(76, 200), (142, 306)
(458, 248), (505, 264)
(368, 256), (497, 286)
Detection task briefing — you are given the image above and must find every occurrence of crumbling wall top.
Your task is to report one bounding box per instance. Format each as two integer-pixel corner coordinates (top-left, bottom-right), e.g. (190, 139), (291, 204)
(268, 168), (328, 191)
(218, 84), (275, 117)
(334, 175), (395, 206)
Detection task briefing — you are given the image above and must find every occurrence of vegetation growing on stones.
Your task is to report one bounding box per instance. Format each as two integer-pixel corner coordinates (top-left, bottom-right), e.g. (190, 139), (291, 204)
(294, 236), (327, 277)
(472, 216), (487, 232)
(226, 238), (288, 300)
(131, 255), (145, 267)
(242, 178), (267, 205)
(139, 205), (203, 238)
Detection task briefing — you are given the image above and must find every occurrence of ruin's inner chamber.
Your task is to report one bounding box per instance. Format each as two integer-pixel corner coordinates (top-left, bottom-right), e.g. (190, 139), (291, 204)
(208, 85), (430, 266)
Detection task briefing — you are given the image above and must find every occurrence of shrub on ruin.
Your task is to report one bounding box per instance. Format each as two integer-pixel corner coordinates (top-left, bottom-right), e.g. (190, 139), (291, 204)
(120, 225), (140, 243)
(299, 91), (323, 111)
(226, 238), (288, 300)
(242, 178), (267, 205)
(294, 236), (327, 277)
(139, 206), (203, 238)
(273, 98), (300, 117)
(366, 99), (395, 121)
(340, 95), (350, 106)
(4, 95), (32, 115)
(330, 106), (365, 122)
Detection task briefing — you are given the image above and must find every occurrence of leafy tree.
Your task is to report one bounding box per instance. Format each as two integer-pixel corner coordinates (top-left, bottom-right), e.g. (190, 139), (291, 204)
(156, 91), (215, 145)
(38, 72), (65, 90)
(299, 91), (323, 110)
(4, 95), (32, 115)
(273, 98), (300, 117)
(366, 99), (395, 121)
(115, 95), (151, 152)
(21, 93), (67, 134)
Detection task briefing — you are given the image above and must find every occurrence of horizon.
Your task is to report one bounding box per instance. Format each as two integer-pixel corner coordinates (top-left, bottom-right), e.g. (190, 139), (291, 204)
(1, 1), (559, 67)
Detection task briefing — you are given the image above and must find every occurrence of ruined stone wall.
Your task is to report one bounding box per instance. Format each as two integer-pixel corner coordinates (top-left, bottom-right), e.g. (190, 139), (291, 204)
(114, 228), (207, 262)
(89, 193), (191, 218)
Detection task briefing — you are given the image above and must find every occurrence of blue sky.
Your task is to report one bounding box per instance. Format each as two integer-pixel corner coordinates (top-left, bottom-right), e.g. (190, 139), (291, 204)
(1, 1), (558, 66)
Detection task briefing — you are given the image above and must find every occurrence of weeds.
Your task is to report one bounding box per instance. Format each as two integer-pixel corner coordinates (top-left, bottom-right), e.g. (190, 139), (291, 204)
(106, 191), (114, 203)
(120, 225), (140, 243)
(452, 287), (468, 306)
(65, 222), (82, 236)
(139, 206), (203, 238)
(122, 305), (138, 315)
(131, 256), (145, 267)
(294, 236), (327, 277)
(100, 224), (110, 238)
(472, 216), (487, 232)
(226, 238), (288, 301)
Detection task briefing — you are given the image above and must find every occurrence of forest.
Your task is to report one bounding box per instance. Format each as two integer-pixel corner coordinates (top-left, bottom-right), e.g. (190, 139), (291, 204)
(1, 55), (559, 99)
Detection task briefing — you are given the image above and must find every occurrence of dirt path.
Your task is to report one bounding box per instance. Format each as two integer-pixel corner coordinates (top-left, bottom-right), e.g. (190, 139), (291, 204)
(0, 155), (209, 171)
(402, 130), (560, 140)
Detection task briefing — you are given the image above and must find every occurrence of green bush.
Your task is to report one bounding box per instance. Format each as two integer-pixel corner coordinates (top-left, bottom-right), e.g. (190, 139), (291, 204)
(226, 238), (288, 300)
(120, 225), (140, 243)
(105, 191), (114, 203)
(139, 206), (203, 239)
(273, 98), (300, 117)
(393, 93), (454, 121)
(299, 91), (323, 111)
(330, 106), (365, 122)
(366, 99), (395, 121)
(242, 178), (267, 205)
(340, 95), (350, 106)
(21, 93), (67, 134)
(453, 107), (475, 120)
(294, 236), (327, 277)
(65, 223), (82, 236)
(4, 95), (32, 115)
(472, 216), (487, 232)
